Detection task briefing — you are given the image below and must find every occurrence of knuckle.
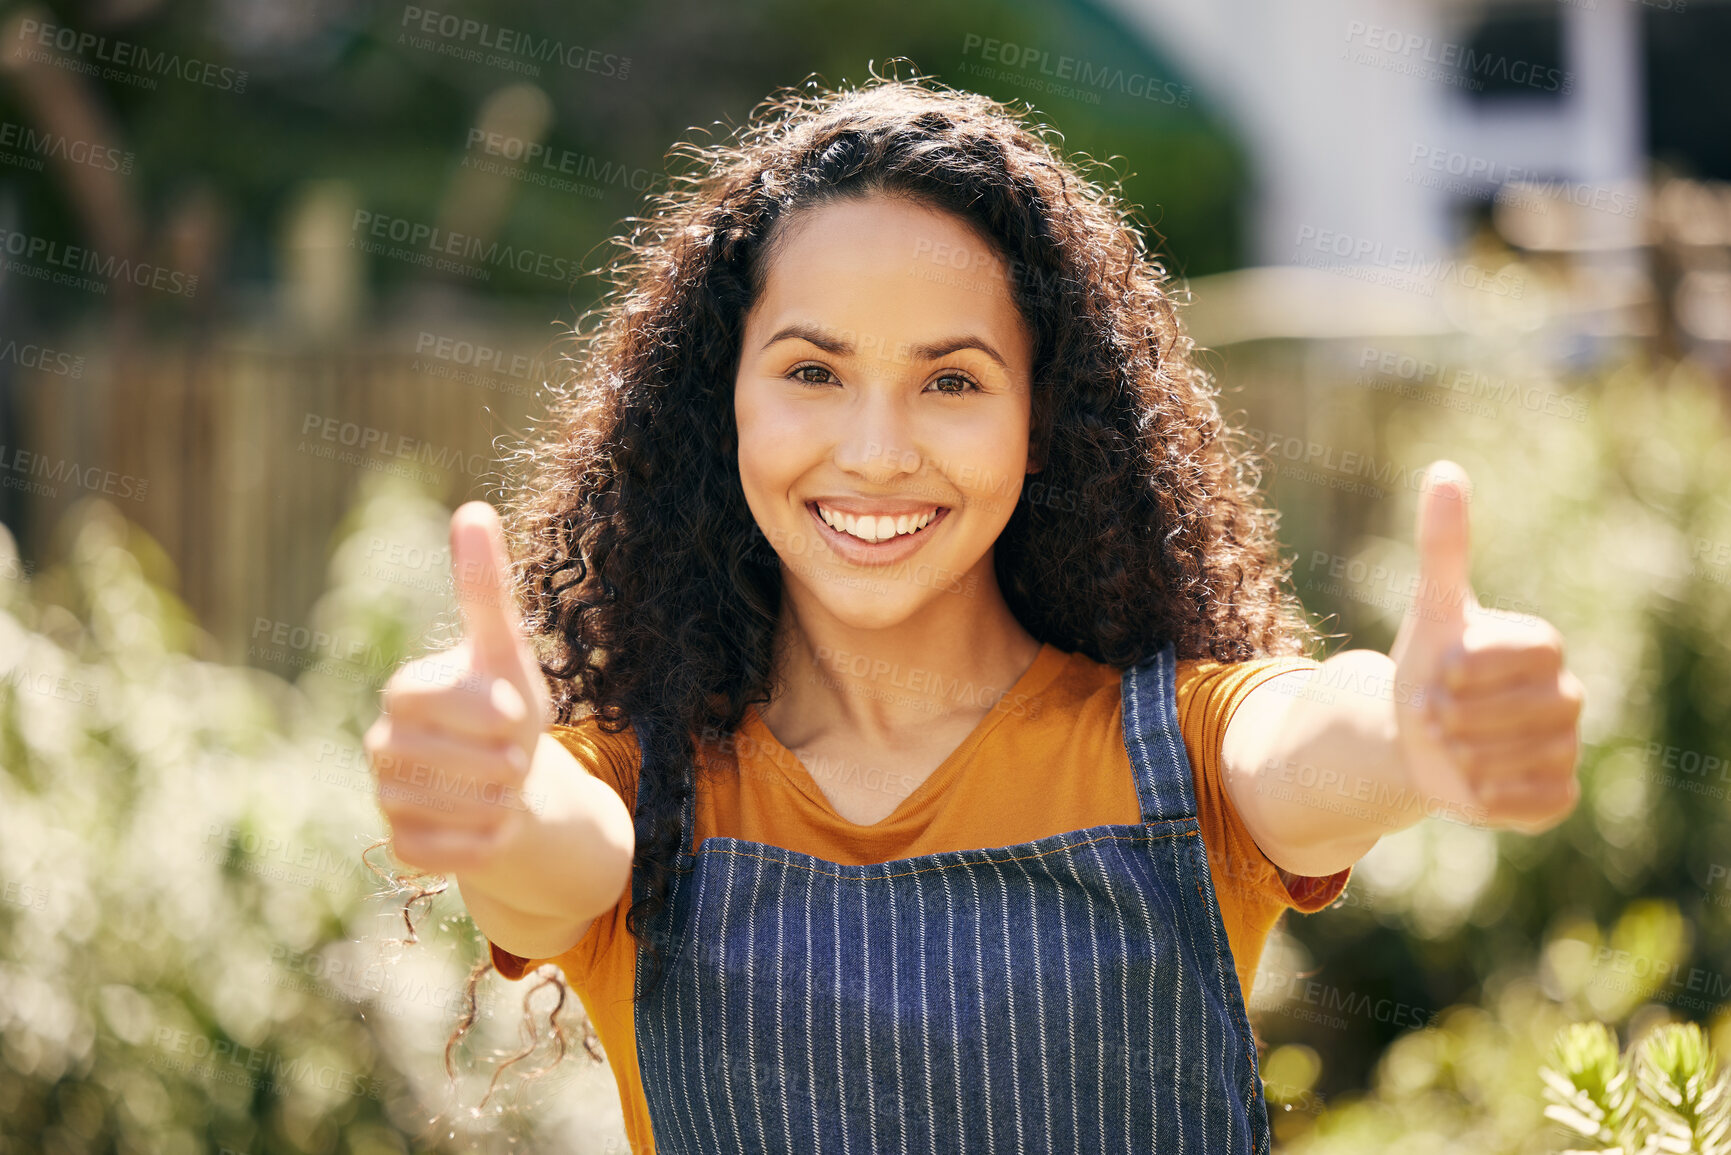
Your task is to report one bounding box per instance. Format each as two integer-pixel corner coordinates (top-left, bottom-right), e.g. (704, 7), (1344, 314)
(395, 842), (438, 873)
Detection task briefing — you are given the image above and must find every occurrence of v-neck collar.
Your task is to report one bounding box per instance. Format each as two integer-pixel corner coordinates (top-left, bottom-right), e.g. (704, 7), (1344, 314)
(738, 642), (1072, 831)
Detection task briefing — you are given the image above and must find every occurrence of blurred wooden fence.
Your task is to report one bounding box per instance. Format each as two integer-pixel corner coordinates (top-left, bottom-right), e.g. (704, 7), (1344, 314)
(3, 314), (561, 667)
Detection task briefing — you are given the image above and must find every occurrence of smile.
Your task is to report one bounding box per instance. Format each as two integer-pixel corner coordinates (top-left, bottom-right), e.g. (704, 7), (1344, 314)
(812, 502), (943, 544)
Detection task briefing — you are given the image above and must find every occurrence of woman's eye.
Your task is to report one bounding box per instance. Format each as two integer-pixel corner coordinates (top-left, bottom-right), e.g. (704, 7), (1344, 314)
(790, 364), (835, 387)
(928, 373), (981, 395)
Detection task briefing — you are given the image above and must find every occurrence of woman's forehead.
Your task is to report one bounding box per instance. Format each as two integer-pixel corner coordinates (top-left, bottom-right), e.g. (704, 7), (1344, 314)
(748, 197), (1031, 364)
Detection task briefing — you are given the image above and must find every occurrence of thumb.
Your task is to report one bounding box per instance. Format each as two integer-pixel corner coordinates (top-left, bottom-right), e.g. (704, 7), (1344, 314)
(1408, 460), (1478, 634)
(449, 501), (529, 681)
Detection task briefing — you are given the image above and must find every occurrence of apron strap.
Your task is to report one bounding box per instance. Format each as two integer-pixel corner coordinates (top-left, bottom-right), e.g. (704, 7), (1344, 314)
(1120, 640), (1199, 824)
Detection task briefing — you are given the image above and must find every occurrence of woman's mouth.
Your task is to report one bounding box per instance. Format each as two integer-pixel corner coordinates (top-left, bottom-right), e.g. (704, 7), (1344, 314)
(805, 500), (950, 564)
(812, 502), (943, 543)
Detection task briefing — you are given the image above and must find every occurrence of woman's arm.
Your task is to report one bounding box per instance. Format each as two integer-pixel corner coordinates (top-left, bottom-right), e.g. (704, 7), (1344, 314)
(453, 731), (635, 960)
(1221, 648), (1427, 877)
(1221, 462), (1584, 878)
(366, 502), (636, 961)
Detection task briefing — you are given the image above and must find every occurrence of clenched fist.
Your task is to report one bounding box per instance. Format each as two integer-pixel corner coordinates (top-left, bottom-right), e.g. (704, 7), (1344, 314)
(364, 501), (552, 873)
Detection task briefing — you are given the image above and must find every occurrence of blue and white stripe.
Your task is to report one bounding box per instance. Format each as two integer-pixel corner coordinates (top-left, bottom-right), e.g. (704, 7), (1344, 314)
(630, 641), (1273, 1153)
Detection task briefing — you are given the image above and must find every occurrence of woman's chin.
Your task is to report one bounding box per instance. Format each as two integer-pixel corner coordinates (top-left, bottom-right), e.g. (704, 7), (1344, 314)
(787, 570), (950, 629)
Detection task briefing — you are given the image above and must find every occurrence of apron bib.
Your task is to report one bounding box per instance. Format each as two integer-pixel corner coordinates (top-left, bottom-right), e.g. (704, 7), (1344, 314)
(629, 642), (1273, 1153)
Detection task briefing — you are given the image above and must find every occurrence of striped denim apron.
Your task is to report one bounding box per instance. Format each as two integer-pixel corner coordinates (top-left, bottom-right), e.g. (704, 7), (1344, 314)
(629, 642), (1272, 1153)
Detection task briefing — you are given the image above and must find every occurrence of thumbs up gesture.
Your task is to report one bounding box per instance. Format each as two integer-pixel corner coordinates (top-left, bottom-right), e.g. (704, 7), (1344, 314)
(363, 502), (552, 873)
(1387, 462), (1584, 834)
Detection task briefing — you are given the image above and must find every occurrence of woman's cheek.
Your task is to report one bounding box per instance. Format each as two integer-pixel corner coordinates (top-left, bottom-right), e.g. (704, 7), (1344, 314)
(737, 383), (819, 486)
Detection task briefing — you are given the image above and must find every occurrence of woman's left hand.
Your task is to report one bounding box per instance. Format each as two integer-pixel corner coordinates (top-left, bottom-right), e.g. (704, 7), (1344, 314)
(1387, 461), (1585, 835)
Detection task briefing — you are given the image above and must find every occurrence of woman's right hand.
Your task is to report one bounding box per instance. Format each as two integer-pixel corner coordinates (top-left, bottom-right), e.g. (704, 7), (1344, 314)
(364, 501), (553, 875)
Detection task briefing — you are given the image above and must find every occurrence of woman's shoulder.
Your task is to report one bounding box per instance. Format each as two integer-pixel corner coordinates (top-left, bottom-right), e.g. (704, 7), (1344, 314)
(550, 710), (643, 807)
(1045, 644), (1322, 708)
(1036, 646), (1324, 755)
(1171, 651), (1325, 716)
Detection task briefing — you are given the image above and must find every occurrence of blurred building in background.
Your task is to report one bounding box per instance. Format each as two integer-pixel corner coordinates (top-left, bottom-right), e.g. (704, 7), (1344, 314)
(1112, 0), (1730, 359)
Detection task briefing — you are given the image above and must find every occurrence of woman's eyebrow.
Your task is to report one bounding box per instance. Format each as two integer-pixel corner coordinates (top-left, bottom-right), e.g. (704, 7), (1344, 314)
(760, 322), (1009, 370)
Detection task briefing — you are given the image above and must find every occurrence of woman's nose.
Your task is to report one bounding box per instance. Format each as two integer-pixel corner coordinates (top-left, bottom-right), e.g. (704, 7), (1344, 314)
(831, 392), (921, 479)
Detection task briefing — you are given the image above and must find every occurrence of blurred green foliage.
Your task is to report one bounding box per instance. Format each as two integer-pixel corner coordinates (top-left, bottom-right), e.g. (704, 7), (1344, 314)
(5, 350), (1729, 1152)
(0, 476), (616, 1153)
(4, 0), (1246, 325)
(1542, 1020), (1730, 1153)
(1241, 349), (1731, 1149)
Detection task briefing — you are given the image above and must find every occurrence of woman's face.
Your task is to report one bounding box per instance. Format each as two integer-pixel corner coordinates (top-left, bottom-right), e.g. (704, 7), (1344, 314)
(734, 193), (1038, 631)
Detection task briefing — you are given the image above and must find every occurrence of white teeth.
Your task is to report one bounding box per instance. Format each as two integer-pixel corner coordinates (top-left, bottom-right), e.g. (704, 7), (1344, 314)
(815, 504), (939, 544)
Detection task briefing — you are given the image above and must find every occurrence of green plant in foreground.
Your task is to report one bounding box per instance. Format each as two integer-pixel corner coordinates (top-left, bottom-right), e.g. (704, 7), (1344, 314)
(1542, 1021), (1731, 1154)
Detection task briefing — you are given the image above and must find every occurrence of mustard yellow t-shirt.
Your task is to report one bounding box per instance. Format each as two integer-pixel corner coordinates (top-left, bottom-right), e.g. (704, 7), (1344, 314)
(488, 644), (1351, 1154)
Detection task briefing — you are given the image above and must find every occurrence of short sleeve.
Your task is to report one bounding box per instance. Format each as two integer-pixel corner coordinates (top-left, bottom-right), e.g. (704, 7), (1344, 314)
(485, 714), (641, 983)
(1175, 655), (1353, 914)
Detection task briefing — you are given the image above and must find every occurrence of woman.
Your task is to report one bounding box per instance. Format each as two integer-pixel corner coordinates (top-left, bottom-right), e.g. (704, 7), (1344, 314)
(364, 72), (1583, 1154)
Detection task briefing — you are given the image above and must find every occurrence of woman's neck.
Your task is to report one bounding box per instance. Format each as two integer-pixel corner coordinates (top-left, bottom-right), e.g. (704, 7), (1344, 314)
(758, 574), (1045, 750)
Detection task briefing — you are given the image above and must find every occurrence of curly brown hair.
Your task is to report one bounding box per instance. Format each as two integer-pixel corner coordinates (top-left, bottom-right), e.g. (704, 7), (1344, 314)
(425, 61), (1320, 1089)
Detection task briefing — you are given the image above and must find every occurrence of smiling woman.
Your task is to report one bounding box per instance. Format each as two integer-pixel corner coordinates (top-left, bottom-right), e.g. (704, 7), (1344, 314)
(479, 70), (1349, 1153)
(368, 68), (1426, 1155)
(735, 196), (1037, 637)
